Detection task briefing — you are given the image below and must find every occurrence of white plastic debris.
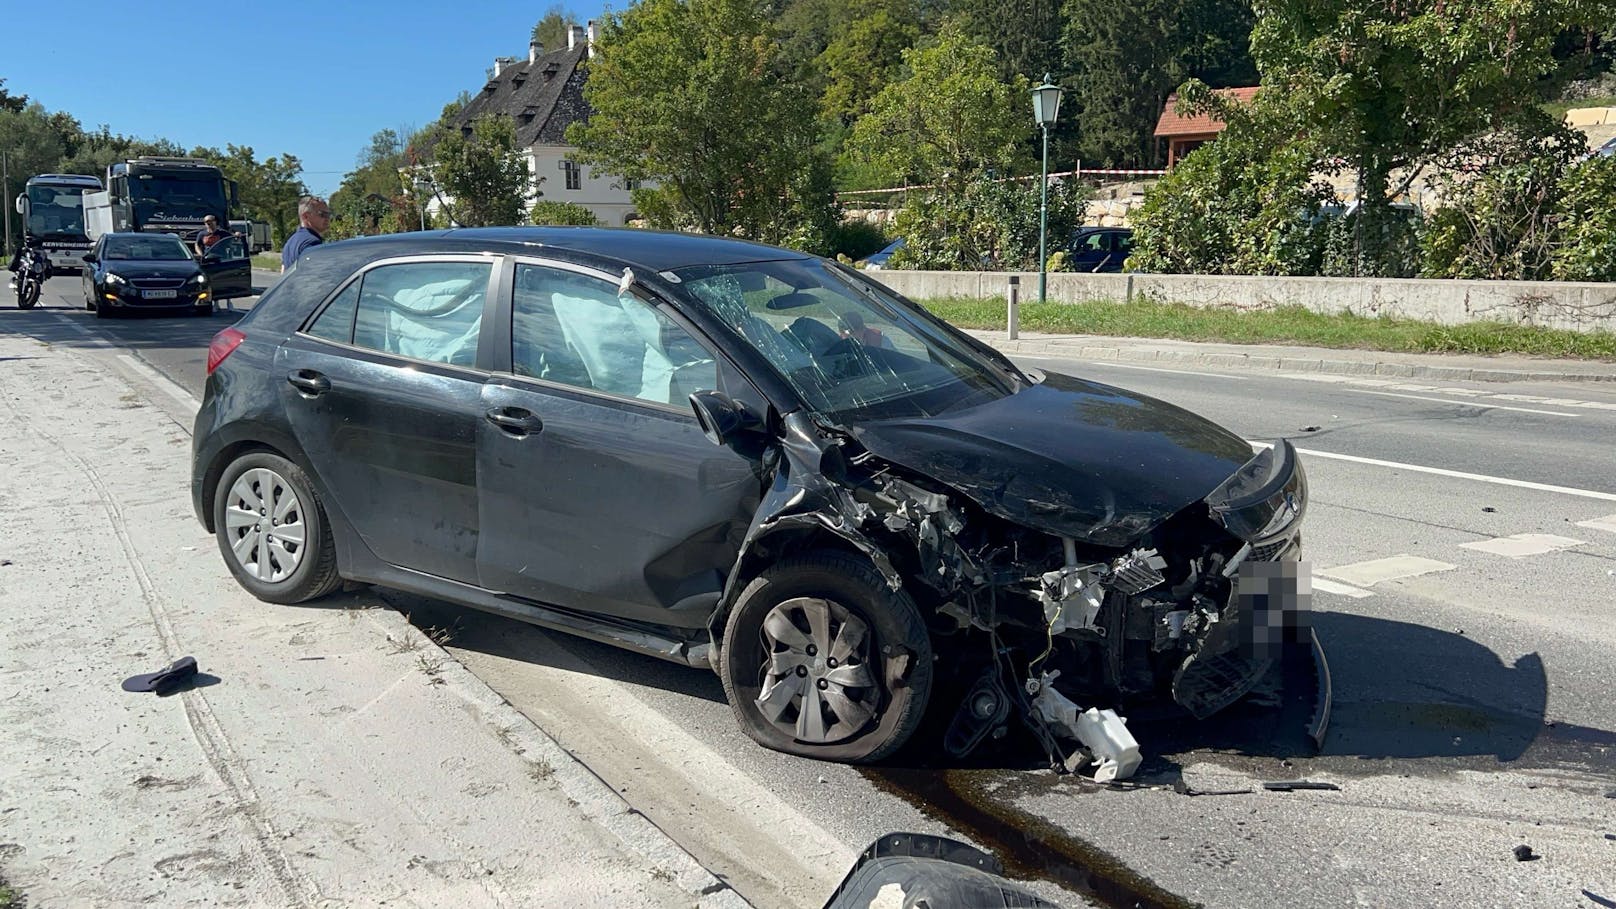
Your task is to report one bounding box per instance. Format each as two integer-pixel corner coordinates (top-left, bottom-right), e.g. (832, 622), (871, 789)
(1040, 565), (1105, 634)
(1028, 672), (1142, 782)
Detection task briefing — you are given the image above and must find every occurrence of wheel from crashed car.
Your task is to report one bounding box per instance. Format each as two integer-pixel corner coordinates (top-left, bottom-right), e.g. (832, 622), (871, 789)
(721, 551), (933, 763)
(212, 451), (342, 604)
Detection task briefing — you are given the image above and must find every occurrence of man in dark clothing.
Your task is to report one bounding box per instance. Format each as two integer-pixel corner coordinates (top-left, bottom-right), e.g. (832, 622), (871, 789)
(193, 215), (234, 256)
(281, 196), (331, 271)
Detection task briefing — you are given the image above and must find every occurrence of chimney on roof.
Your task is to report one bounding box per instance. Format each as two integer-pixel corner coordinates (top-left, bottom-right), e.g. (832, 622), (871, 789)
(529, 40), (542, 64)
(568, 24), (585, 51)
(493, 55), (517, 77)
(586, 20), (597, 58)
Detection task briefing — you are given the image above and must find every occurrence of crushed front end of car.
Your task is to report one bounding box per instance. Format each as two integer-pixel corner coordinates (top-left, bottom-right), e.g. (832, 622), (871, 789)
(712, 384), (1324, 778)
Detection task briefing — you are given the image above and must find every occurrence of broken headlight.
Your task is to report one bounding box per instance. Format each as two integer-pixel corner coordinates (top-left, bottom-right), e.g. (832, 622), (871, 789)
(1205, 440), (1306, 543)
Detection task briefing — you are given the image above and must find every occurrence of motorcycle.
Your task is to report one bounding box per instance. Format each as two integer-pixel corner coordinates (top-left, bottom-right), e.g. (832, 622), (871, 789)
(9, 243), (50, 309)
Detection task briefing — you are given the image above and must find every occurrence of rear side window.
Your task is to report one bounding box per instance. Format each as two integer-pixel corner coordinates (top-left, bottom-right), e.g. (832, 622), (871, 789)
(307, 260), (491, 367)
(306, 281), (360, 342)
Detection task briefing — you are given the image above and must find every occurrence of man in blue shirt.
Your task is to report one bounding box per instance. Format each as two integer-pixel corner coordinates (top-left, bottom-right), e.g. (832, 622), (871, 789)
(281, 196), (332, 271)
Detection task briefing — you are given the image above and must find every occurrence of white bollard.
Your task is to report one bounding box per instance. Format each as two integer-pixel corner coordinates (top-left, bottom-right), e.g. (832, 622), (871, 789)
(1006, 275), (1020, 340)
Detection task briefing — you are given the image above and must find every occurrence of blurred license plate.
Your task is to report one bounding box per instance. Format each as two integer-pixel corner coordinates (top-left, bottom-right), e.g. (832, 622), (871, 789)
(143, 289), (177, 299)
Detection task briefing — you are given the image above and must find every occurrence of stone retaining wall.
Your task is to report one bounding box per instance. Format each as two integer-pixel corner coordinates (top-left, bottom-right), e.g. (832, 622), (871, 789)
(868, 270), (1616, 332)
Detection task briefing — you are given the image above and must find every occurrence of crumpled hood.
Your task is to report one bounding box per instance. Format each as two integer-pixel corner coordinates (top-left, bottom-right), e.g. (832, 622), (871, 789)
(850, 371), (1255, 547)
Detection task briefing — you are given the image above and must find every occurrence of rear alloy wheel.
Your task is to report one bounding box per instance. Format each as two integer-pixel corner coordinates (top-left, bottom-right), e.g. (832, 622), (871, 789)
(212, 452), (341, 604)
(721, 551), (932, 763)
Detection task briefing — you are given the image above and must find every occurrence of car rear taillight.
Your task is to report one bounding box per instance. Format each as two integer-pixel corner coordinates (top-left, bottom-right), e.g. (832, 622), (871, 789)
(207, 327), (246, 375)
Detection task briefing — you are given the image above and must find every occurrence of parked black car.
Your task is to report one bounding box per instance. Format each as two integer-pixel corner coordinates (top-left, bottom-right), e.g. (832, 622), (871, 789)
(1066, 227), (1133, 273)
(82, 232), (251, 317)
(192, 228), (1312, 764)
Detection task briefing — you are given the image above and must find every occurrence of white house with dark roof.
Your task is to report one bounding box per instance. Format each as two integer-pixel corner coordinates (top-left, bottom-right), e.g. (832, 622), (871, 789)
(435, 23), (641, 227)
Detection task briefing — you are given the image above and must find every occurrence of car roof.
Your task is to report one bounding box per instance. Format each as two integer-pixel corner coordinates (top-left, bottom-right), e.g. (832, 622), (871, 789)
(324, 227), (814, 272)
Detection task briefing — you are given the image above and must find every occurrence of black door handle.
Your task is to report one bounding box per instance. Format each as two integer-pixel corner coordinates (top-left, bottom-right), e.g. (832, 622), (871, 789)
(286, 370), (330, 396)
(485, 406), (543, 436)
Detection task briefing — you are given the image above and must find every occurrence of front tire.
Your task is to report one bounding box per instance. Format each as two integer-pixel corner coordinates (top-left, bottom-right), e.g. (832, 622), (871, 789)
(212, 452), (342, 604)
(720, 551), (933, 763)
(18, 280), (38, 309)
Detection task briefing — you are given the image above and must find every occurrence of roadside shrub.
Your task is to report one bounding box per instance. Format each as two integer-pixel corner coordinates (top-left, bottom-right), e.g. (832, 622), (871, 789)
(529, 201), (601, 226)
(1128, 83), (1334, 276)
(830, 219), (890, 261)
(1418, 124), (1583, 281)
(889, 173), (1090, 270)
(1551, 155), (1616, 282)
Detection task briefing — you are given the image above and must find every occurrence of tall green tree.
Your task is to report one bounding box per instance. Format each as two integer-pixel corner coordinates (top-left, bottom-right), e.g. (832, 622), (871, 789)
(1250, 0), (1594, 274)
(0, 78), (27, 114)
(531, 5), (575, 50)
(568, 0), (834, 247)
(956, 0), (1064, 81)
(432, 115), (530, 227)
(815, 0), (920, 127)
(1062, 0), (1256, 167)
(330, 128), (421, 238)
(841, 25), (1030, 191)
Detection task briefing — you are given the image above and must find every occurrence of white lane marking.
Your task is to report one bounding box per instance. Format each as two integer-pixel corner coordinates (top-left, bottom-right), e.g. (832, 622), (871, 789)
(1253, 442), (1616, 503)
(1312, 577), (1374, 599)
(1077, 361), (1250, 380)
(1345, 388), (1579, 417)
(1459, 533), (1586, 558)
(1318, 555), (1456, 587)
(118, 354), (201, 415)
(45, 312), (202, 417)
(1575, 514), (1616, 534)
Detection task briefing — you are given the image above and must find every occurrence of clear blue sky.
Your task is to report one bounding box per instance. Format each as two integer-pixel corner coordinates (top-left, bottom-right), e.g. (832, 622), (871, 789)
(6, 1), (602, 197)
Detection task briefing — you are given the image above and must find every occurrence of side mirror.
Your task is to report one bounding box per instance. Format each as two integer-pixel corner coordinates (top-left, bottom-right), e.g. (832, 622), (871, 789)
(13, 195), (25, 216)
(81, 253), (95, 263)
(689, 390), (763, 449)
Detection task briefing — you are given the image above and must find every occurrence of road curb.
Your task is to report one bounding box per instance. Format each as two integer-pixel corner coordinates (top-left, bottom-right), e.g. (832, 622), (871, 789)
(968, 332), (1616, 384)
(391, 609), (752, 908)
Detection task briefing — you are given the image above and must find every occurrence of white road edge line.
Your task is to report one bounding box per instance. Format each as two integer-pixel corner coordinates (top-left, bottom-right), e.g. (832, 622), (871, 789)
(1252, 441), (1616, 503)
(45, 311), (203, 417)
(1312, 577), (1373, 599)
(118, 353), (202, 415)
(1346, 388), (1579, 417)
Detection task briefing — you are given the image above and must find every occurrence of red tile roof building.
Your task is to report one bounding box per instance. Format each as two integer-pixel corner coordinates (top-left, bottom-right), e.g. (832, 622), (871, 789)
(1153, 86), (1261, 166)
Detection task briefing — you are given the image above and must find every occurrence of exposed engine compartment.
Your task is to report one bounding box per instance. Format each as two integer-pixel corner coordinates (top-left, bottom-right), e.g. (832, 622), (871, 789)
(720, 408), (1316, 778)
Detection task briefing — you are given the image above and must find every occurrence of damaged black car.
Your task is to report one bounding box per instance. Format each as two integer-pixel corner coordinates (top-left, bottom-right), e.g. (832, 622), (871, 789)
(192, 228), (1317, 773)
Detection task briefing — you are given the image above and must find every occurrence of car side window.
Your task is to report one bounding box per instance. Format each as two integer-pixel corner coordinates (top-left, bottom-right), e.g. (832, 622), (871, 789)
(306, 280), (362, 343)
(209, 236), (246, 260)
(1079, 233), (1107, 252)
(511, 263), (717, 407)
(337, 261), (491, 366)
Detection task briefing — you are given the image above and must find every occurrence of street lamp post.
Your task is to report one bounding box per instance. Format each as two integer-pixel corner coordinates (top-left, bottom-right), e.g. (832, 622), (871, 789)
(1031, 74), (1064, 304)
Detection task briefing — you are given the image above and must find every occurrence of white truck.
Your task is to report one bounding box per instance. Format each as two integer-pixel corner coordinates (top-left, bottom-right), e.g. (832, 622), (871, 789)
(230, 219), (273, 253)
(13, 173), (103, 272)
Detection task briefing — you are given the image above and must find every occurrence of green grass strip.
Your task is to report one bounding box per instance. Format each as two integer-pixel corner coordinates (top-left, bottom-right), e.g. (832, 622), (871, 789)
(917, 296), (1616, 360)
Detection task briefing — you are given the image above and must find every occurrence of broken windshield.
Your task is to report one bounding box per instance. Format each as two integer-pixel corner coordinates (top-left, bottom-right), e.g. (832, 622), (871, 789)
(674, 258), (1016, 419)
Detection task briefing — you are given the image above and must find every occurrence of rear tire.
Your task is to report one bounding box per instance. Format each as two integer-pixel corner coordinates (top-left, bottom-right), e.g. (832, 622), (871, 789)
(720, 551), (933, 763)
(212, 451), (342, 604)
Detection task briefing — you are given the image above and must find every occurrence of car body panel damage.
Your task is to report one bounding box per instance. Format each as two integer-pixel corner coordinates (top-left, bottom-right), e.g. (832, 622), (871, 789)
(850, 371), (1257, 547)
(714, 399), (1319, 779)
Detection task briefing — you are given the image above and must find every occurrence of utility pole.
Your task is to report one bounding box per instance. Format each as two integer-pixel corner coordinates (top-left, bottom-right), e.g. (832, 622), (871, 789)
(2, 150), (12, 260)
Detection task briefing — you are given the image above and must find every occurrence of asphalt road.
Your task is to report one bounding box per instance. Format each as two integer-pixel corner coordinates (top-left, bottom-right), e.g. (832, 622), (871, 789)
(12, 273), (1616, 909)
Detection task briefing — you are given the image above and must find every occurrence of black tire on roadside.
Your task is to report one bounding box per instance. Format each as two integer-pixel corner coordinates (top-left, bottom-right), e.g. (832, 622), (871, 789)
(720, 550), (933, 763)
(212, 451), (342, 605)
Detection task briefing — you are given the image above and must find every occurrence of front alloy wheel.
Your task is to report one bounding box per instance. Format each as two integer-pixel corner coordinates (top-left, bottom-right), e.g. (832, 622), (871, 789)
(721, 551), (932, 763)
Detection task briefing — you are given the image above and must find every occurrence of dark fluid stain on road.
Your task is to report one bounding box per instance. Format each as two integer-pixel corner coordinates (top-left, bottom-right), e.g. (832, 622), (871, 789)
(859, 764), (1200, 909)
